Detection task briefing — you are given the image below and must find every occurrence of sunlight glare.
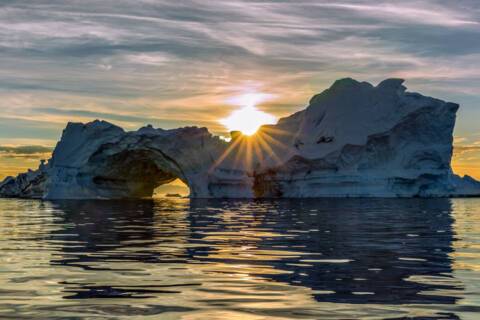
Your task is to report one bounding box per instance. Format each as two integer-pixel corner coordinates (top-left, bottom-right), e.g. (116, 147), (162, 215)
(220, 93), (277, 136)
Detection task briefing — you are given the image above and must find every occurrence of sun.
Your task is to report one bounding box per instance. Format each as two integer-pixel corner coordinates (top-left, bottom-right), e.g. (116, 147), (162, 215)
(220, 93), (277, 135)
(220, 106), (277, 135)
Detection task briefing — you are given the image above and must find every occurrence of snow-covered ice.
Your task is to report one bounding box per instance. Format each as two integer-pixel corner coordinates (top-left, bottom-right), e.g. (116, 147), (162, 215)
(1, 78), (479, 199)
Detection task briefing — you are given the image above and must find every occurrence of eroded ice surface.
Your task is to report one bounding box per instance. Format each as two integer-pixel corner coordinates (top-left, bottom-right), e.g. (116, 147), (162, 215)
(1, 78), (479, 199)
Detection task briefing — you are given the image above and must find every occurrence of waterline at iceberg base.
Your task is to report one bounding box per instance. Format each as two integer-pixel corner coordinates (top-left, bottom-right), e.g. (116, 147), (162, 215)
(1, 78), (479, 199)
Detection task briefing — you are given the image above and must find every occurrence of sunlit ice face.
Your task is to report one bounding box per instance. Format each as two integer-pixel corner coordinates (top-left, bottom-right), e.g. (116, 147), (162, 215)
(220, 93), (277, 136)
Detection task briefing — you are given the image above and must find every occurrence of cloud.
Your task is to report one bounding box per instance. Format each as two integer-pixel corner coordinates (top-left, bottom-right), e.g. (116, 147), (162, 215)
(125, 53), (172, 65)
(34, 107), (215, 129)
(0, 0), (479, 143)
(454, 136), (468, 145)
(316, 2), (479, 27)
(0, 145), (53, 159)
(0, 145), (52, 154)
(454, 145), (480, 154)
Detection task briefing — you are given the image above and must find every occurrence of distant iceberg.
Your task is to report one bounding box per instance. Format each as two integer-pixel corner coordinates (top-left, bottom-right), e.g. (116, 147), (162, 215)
(1, 78), (479, 199)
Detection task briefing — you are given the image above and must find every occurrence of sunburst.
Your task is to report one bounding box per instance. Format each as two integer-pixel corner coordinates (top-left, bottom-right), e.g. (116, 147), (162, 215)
(212, 92), (295, 174)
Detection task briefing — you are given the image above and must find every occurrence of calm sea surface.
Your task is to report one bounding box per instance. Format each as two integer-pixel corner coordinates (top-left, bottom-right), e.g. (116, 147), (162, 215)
(0, 198), (479, 319)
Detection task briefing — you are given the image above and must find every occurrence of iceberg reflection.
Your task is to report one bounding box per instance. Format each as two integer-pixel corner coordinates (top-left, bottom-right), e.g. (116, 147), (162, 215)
(37, 198), (463, 318)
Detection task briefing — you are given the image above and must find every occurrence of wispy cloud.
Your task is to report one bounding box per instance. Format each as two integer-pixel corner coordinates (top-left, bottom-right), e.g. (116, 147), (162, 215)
(316, 2), (479, 27)
(0, 0), (479, 140)
(452, 137), (480, 179)
(454, 145), (480, 156)
(0, 145), (53, 161)
(0, 145), (52, 155)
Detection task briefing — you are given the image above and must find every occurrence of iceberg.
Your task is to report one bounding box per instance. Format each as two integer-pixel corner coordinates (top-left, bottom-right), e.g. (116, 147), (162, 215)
(1, 78), (479, 199)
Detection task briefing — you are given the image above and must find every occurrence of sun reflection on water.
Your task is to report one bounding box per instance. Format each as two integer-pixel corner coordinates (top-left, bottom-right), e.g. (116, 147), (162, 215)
(0, 198), (479, 319)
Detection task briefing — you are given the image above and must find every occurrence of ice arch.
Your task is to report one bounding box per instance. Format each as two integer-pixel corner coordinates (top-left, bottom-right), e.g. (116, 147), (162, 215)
(85, 148), (190, 198)
(35, 121), (229, 199)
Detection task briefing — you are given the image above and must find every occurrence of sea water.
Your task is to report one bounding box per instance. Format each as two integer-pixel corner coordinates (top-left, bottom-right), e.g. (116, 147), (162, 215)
(0, 198), (479, 319)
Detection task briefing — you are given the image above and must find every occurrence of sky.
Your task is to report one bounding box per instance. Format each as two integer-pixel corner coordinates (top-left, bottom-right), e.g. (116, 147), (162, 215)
(0, 0), (479, 180)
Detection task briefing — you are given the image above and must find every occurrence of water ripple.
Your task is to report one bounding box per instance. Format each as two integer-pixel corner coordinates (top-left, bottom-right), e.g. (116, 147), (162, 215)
(0, 198), (479, 319)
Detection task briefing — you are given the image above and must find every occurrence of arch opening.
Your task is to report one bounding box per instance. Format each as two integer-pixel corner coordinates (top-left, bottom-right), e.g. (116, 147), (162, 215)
(153, 179), (189, 198)
(87, 149), (190, 199)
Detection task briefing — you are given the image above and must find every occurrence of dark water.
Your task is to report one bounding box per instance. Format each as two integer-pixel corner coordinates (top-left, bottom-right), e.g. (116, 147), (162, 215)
(0, 198), (479, 319)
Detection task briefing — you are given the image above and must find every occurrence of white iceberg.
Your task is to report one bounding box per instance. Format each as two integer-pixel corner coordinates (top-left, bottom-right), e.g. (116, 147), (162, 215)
(1, 78), (479, 199)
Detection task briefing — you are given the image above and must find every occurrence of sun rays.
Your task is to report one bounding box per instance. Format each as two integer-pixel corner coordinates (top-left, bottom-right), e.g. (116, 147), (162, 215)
(211, 90), (296, 174)
(210, 126), (294, 175)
